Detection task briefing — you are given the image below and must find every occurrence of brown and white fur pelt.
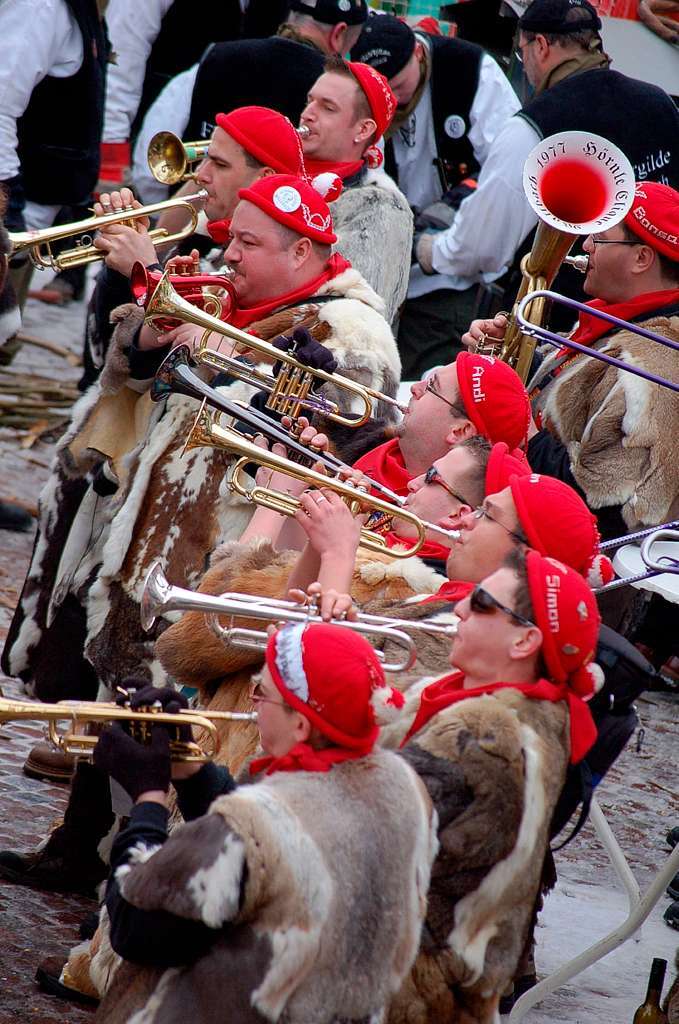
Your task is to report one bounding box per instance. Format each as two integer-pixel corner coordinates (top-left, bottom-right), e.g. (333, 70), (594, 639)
(387, 687), (570, 1024)
(331, 167), (413, 327)
(3, 263), (400, 699)
(155, 537), (445, 776)
(540, 315), (679, 529)
(94, 750), (437, 1024)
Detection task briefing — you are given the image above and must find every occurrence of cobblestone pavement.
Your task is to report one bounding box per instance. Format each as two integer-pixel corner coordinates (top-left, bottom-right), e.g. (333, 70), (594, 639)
(0, 287), (678, 1022)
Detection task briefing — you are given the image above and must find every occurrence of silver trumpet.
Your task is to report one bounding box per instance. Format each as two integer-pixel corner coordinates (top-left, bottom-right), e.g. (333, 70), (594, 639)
(141, 562), (457, 673)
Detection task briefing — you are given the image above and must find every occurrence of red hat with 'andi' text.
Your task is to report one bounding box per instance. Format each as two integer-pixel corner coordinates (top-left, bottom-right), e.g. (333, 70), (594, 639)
(455, 353), (530, 451)
(624, 181), (679, 262)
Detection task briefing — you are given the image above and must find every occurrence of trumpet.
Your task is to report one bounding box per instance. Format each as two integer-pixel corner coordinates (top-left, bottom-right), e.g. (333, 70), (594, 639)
(144, 270), (406, 427)
(148, 130), (210, 185)
(142, 562), (458, 673)
(185, 404), (460, 557)
(0, 695), (257, 763)
(9, 191), (208, 271)
(152, 345), (407, 506)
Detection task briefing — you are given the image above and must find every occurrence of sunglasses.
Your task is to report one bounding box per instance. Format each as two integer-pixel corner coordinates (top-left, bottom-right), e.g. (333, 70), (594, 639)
(470, 585), (535, 628)
(424, 465), (469, 506)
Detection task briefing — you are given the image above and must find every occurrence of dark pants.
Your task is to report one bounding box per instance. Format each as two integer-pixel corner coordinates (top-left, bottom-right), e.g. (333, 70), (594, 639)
(396, 285), (478, 380)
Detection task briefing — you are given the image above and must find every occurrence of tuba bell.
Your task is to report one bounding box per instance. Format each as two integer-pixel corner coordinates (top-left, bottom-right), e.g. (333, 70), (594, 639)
(486, 131), (635, 382)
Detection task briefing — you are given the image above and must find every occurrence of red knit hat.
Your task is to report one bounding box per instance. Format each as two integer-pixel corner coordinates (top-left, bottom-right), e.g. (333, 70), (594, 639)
(485, 442), (531, 497)
(455, 353), (530, 450)
(265, 622), (404, 752)
(510, 474), (614, 588)
(239, 174), (338, 244)
(624, 181), (679, 262)
(526, 551), (603, 699)
(215, 107), (306, 176)
(345, 61), (397, 140)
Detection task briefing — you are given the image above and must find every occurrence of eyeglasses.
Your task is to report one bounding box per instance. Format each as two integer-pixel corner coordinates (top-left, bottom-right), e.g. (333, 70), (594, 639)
(471, 505), (527, 546)
(590, 237), (640, 247)
(424, 465), (469, 506)
(514, 38), (534, 65)
(470, 585), (535, 628)
(424, 376), (465, 416)
(248, 679), (286, 708)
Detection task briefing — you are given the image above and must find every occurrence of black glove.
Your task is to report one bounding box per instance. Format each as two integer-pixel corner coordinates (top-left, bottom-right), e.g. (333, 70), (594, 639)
(272, 327), (338, 375)
(116, 681), (192, 743)
(93, 722), (171, 801)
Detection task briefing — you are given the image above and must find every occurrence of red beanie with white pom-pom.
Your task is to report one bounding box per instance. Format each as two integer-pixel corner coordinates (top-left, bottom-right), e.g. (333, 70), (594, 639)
(265, 622), (404, 753)
(510, 474), (615, 588)
(525, 551), (603, 700)
(238, 173), (340, 244)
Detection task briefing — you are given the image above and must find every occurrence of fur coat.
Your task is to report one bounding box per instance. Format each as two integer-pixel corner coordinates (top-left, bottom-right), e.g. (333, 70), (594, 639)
(94, 751), (437, 1024)
(2, 266), (401, 699)
(384, 683), (571, 1024)
(155, 537), (447, 776)
(332, 168), (413, 327)
(539, 315), (679, 529)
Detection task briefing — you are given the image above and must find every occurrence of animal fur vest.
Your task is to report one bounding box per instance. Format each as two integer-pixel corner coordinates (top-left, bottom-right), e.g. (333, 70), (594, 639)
(95, 751), (437, 1024)
(2, 267), (400, 699)
(538, 315), (679, 529)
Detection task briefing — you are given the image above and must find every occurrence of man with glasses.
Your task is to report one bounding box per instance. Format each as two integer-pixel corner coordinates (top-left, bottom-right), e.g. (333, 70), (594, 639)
(463, 180), (679, 543)
(384, 547), (603, 1022)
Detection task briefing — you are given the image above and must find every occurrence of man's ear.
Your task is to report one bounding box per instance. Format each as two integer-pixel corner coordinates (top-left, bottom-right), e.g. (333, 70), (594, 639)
(633, 243), (657, 274)
(259, 166), (278, 179)
(437, 507), (471, 531)
(509, 625), (543, 662)
(356, 118), (377, 145)
(445, 419), (475, 444)
(293, 236), (313, 267)
(295, 713), (312, 743)
(329, 21), (349, 54)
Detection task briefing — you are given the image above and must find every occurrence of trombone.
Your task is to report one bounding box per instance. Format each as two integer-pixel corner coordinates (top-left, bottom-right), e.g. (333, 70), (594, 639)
(593, 522), (679, 594)
(151, 345), (407, 506)
(144, 270), (406, 427)
(9, 191), (208, 272)
(0, 695), (257, 763)
(518, 291), (679, 394)
(148, 130), (210, 185)
(142, 562), (458, 673)
(184, 404), (460, 558)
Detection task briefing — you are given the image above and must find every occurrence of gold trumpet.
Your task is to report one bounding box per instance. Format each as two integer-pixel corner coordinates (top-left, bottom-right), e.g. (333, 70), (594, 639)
(9, 191), (208, 271)
(0, 694), (257, 763)
(184, 406), (460, 558)
(148, 130), (210, 185)
(145, 270), (406, 427)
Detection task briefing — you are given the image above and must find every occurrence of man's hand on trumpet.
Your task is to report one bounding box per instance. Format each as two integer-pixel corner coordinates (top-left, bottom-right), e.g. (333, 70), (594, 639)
(461, 311), (508, 353)
(92, 187), (157, 277)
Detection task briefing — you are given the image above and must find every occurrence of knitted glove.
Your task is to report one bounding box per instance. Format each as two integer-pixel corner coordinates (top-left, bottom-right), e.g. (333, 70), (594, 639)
(273, 327), (338, 374)
(116, 681), (192, 744)
(93, 723), (171, 801)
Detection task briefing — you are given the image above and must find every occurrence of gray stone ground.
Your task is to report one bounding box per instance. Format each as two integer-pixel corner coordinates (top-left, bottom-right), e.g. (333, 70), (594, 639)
(0, 278), (677, 1022)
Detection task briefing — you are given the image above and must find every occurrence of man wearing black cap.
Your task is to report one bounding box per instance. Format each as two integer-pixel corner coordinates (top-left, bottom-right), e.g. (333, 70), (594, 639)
(351, 13), (520, 377)
(383, 0), (679, 378)
(131, 0), (368, 205)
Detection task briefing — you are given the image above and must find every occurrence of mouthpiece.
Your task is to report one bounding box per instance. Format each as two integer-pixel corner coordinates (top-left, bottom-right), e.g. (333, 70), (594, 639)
(298, 125), (311, 138)
(564, 254), (590, 274)
(422, 523), (461, 541)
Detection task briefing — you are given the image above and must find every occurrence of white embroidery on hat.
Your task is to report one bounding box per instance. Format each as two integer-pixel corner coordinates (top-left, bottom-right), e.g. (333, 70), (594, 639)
(577, 600), (589, 622)
(471, 365), (486, 403)
(545, 573), (561, 633)
(275, 623), (309, 702)
(301, 202), (332, 233)
(273, 186), (301, 214)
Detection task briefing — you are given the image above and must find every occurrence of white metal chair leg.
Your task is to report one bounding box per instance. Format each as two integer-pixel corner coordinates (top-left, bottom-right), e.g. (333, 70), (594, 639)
(508, 822), (679, 1022)
(589, 798), (642, 927)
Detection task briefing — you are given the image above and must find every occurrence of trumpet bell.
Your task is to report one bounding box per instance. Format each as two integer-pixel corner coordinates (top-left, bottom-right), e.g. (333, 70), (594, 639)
(148, 130), (210, 185)
(140, 561), (173, 631)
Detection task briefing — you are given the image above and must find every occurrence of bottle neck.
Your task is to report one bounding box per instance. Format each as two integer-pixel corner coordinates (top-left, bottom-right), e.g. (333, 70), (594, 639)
(644, 959), (667, 1006)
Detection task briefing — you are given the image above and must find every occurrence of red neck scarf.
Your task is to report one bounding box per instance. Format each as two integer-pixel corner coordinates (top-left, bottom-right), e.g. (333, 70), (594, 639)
(229, 253), (352, 330)
(386, 530), (451, 562)
(402, 671), (596, 764)
(569, 289), (679, 348)
(353, 439), (411, 498)
(249, 740), (368, 777)
(305, 157), (365, 182)
(421, 579), (473, 605)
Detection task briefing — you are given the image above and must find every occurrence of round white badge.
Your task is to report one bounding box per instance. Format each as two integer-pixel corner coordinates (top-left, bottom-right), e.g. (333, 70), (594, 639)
(444, 115), (466, 140)
(338, 0), (351, 10)
(273, 186), (301, 213)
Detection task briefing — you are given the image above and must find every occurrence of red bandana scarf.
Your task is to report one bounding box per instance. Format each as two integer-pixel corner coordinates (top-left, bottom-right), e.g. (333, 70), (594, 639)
(353, 438), (412, 498)
(249, 740), (368, 777)
(385, 531), (451, 562)
(227, 253), (352, 330)
(421, 579), (474, 605)
(568, 288), (679, 348)
(305, 157), (365, 182)
(401, 670), (597, 764)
